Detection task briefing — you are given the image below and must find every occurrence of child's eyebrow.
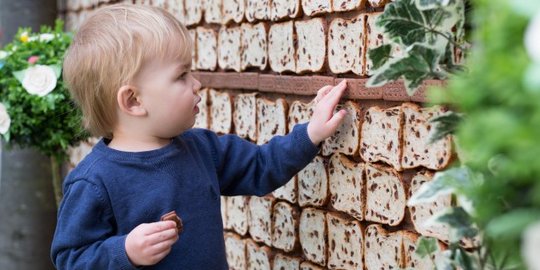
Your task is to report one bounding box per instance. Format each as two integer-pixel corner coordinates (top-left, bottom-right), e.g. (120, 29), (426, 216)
(175, 63), (191, 73)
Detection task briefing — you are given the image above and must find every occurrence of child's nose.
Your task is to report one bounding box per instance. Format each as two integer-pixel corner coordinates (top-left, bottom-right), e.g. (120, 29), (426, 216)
(193, 78), (201, 93)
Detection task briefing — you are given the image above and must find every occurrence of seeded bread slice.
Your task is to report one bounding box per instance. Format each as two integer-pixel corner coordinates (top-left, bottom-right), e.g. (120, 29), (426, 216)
(365, 164), (406, 226)
(299, 208), (327, 266)
(248, 196), (275, 246)
(184, 0), (203, 26)
(204, 0), (222, 24)
(326, 212), (363, 270)
(368, 0), (390, 8)
(188, 29), (197, 71)
(223, 0), (245, 24)
(360, 106), (403, 170)
(226, 196), (250, 236)
(333, 0), (366, 12)
(246, 0), (271, 22)
(256, 98), (288, 145)
(272, 201), (299, 252)
(301, 0), (332, 16)
(272, 254), (301, 270)
(167, 0), (186, 24)
(322, 101), (362, 156)
(328, 154), (364, 221)
(328, 15), (364, 75)
(288, 100), (313, 132)
(401, 103), (453, 170)
(194, 88), (209, 129)
(295, 18), (327, 74)
(365, 12), (404, 75)
(297, 156), (328, 207)
(402, 232), (442, 270)
(225, 233), (247, 270)
(196, 27), (218, 71)
(409, 171), (451, 243)
(268, 21), (296, 73)
(209, 89), (232, 134)
(221, 196), (228, 229)
(271, 0), (301, 21)
(272, 177), (297, 204)
(241, 23), (268, 71)
(233, 93), (258, 141)
(364, 224), (402, 270)
(218, 26), (242, 72)
(246, 239), (273, 270)
(300, 262), (325, 270)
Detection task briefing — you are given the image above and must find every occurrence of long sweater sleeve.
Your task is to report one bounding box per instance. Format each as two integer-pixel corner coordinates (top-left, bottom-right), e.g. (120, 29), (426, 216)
(51, 180), (137, 270)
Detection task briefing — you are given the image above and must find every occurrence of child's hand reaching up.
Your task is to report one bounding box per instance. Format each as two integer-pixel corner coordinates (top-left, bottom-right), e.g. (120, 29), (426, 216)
(125, 221), (179, 266)
(307, 80), (348, 145)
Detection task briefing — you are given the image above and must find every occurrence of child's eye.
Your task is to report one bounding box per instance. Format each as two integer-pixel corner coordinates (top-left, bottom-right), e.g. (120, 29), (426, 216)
(177, 72), (187, 80)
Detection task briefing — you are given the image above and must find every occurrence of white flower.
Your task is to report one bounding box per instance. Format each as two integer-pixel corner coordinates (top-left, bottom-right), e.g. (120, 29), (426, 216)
(28, 33), (56, 43)
(0, 103), (11, 135)
(0, 50), (9, 60)
(523, 221), (540, 270)
(21, 65), (57, 96)
(525, 11), (540, 62)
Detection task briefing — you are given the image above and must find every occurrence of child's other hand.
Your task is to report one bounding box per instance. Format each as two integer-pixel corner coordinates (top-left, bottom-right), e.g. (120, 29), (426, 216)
(125, 221), (179, 266)
(307, 80), (348, 145)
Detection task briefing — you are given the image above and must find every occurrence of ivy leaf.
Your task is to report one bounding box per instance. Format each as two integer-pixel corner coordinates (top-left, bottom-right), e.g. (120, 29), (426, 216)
(416, 236), (439, 258)
(486, 209), (540, 239)
(13, 69), (26, 84)
(429, 110), (463, 143)
(368, 44), (393, 71)
(367, 43), (444, 95)
(408, 166), (473, 205)
(50, 65), (62, 79)
(417, 0), (453, 9)
(435, 206), (478, 242)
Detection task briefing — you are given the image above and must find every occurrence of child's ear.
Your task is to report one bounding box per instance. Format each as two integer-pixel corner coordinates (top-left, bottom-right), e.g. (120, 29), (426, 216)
(117, 85), (147, 116)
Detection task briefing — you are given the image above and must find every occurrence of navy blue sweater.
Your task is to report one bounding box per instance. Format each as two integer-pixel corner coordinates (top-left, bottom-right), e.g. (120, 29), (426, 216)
(51, 123), (319, 269)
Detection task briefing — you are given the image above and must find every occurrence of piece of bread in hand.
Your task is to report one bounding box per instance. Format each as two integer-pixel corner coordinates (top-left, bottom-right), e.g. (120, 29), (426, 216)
(299, 207), (327, 266)
(295, 18), (327, 74)
(256, 98), (288, 145)
(272, 201), (299, 252)
(364, 224), (402, 270)
(328, 15), (364, 75)
(269, 21), (296, 73)
(225, 233), (247, 270)
(241, 22), (268, 71)
(248, 196), (275, 246)
(322, 101), (362, 156)
(218, 26), (242, 72)
(196, 27), (218, 71)
(209, 89), (232, 134)
(360, 105), (403, 170)
(365, 163), (406, 226)
(298, 156), (328, 207)
(328, 153), (364, 221)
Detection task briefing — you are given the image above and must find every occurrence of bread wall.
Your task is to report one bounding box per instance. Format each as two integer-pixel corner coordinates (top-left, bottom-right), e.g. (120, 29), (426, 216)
(64, 1), (457, 269)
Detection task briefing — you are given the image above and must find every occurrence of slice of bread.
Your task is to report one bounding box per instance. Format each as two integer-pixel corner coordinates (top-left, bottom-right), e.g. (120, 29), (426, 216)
(299, 207), (327, 266)
(401, 103), (453, 170)
(295, 18), (327, 73)
(333, 0), (366, 12)
(221, 196), (228, 229)
(184, 0), (203, 26)
(224, 233), (247, 270)
(328, 15), (364, 75)
(246, 0), (271, 22)
(288, 100), (313, 132)
(218, 26), (242, 72)
(365, 163), (406, 226)
(248, 196), (275, 246)
(272, 254), (301, 270)
(188, 29), (197, 71)
(256, 98), (288, 145)
(246, 239), (273, 270)
(360, 106), (403, 170)
(241, 23), (268, 71)
(166, 0), (186, 24)
(272, 201), (299, 252)
(297, 156), (328, 207)
(226, 196), (250, 236)
(204, 0), (222, 24)
(269, 21), (296, 73)
(326, 212), (363, 270)
(271, 0), (301, 21)
(272, 176), (297, 204)
(364, 224), (402, 270)
(233, 93), (258, 141)
(368, 0), (390, 8)
(196, 27), (218, 71)
(322, 101), (362, 156)
(209, 89), (232, 134)
(223, 0), (246, 24)
(409, 171), (451, 243)
(328, 154), (364, 221)
(194, 88), (209, 129)
(300, 261), (325, 270)
(365, 12), (404, 75)
(301, 0), (332, 16)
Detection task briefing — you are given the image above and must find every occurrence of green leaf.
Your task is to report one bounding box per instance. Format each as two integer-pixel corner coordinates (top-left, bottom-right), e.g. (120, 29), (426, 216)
(12, 69), (26, 84)
(368, 44), (393, 71)
(486, 209), (540, 239)
(50, 65), (62, 79)
(429, 110), (463, 143)
(416, 236), (439, 258)
(454, 249), (474, 270)
(417, 0), (453, 10)
(435, 207), (478, 242)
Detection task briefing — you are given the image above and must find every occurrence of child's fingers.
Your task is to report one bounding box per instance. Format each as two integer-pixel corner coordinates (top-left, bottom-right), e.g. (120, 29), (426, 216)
(144, 221), (177, 236)
(326, 109), (347, 130)
(313, 85), (333, 104)
(320, 80), (347, 106)
(150, 237), (177, 255)
(146, 228), (178, 245)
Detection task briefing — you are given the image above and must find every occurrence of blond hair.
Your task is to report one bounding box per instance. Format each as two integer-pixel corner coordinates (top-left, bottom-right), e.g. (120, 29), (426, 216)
(63, 4), (191, 138)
